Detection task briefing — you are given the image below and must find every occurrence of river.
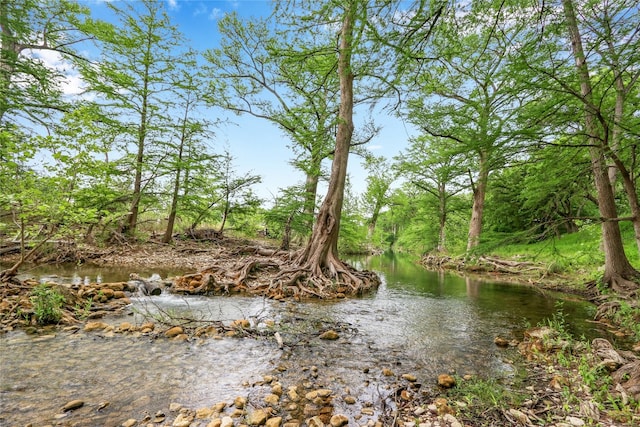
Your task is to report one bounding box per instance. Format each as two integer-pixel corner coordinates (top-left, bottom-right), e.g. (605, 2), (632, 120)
(0, 253), (604, 426)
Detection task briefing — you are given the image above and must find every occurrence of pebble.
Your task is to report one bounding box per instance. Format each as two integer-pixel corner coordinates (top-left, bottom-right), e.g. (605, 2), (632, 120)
(265, 393), (280, 405)
(330, 414), (348, 426)
(437, 374), (456, 388)
(121, 419), (137, 427)
(62, 399), (84, 412)
(402, 373), (417, 382)
(566, 416), (585, 426)
(247, 409), (269, 425)
(266, 416), (283, 427)
(319, 330), (339, 340)
(344, 395), (356, 404)
(443, 413), (462, 427)
(172, 411), (194, 427)
(165, 326), (184, 338)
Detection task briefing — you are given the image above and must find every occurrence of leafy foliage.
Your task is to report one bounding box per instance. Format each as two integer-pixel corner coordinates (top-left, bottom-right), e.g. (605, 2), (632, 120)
(30, 284), (66, 325)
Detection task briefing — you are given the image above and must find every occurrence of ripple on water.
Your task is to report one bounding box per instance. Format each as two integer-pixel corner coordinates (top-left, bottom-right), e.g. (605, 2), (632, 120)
(0, 317), (278, 426)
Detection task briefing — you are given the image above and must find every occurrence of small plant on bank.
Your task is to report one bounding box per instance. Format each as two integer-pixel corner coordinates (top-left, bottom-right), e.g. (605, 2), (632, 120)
(444, 375), (528, 424)
(538, 306), (640, 424)
(612, 301), (640, 341)
(30, 283), (66, 325)
(74, 297), (93, 320)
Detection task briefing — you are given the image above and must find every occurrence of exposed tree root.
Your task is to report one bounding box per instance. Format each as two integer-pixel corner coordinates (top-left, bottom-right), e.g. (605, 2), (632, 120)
(171, 244), (380, 300)
(606, 272), (640, 297)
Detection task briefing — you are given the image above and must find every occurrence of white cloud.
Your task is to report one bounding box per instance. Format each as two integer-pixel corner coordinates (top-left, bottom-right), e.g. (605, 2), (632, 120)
(368, 144), (383, 151)
(209, 7), (223, 20)
(167, 0), (179, 10)
(25, 48), (87, 96)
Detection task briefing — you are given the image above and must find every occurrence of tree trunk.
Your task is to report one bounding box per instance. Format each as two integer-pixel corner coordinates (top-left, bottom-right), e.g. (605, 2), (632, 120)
(162, 103), (190, 244)
(124, 29), (154, 237)
(467, 151), (488, 251)
(437, 182), (447, 252)
(302, 169), (320, 232)
(562, 0), (639, 293)
(294, 3), (354, 279)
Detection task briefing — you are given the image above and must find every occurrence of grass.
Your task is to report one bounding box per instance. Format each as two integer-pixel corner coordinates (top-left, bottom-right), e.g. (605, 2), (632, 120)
(488, 223), (639, 274)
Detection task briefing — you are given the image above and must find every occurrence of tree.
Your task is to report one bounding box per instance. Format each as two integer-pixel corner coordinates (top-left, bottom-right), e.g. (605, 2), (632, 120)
(160, 56), (215, 244)
(204, 13), (339, 231)
(0, 0), (106, 278)
(395, 136), (466, 253)
(79, 0), (186, 238)
(205, 11), (379, 235)
(560, 0), (639, 293)
(403, 1), (527, 251)
(265, 185), (312, 250)
(361, 155), (394, 242)
(485, 145), (594, 239)
(503, 0), (640, 292)
(277, 0), (380, 292)
(187, 149), (261, 234)
(0, 0), (97, 126)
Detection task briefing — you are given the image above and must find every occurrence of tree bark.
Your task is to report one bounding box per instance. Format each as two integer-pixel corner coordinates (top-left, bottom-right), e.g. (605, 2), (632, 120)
(162, 100), (191, 244)
(294, 3), (355, 278)
(467, 150), (488, 251)
(437, 181), (447, 252)
(562, 0), (639, 292)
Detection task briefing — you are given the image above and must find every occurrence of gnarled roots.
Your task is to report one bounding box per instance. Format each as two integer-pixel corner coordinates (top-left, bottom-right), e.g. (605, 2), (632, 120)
(172, 245), (380, 300)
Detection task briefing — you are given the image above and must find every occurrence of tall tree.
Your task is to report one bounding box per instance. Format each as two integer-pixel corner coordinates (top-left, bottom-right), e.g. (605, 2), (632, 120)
(80, 0), (185, 238)
(560, 0), (639, 293)
(0, 0), (105, 277)
(361, 155), (394, 241)
(396, 136), (467, 253)
(0, 0), (96, 126)
(403, 1), (527, 251)
(160, 55), (215, 244)
(205, 12), (379, 235)
(204, 13), (339, 231)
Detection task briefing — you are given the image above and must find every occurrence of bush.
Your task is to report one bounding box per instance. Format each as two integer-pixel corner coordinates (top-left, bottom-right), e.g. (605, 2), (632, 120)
(30, 284), (66, 325)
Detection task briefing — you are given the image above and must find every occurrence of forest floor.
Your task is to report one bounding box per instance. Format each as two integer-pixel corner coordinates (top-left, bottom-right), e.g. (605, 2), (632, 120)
(1, 236), (640, 426)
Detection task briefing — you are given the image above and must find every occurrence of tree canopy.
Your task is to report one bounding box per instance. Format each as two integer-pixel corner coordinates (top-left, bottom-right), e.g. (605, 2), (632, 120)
(1, 0), (638, 293)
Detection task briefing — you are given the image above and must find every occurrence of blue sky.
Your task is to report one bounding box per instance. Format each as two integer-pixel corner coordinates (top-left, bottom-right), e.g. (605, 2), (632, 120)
(83, 0), (416, 203)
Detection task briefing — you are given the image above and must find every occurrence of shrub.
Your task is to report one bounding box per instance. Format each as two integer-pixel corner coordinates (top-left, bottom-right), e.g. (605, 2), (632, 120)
(30, 284), (66, 324)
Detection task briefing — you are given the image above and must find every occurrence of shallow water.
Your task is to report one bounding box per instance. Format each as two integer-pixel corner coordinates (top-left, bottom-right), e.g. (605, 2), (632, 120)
(0, 253), (602, 426)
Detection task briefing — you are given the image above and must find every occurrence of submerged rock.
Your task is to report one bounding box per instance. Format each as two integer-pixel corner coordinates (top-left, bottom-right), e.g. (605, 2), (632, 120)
(62, 399), (84, 411)
(319, 330), (339, 340)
